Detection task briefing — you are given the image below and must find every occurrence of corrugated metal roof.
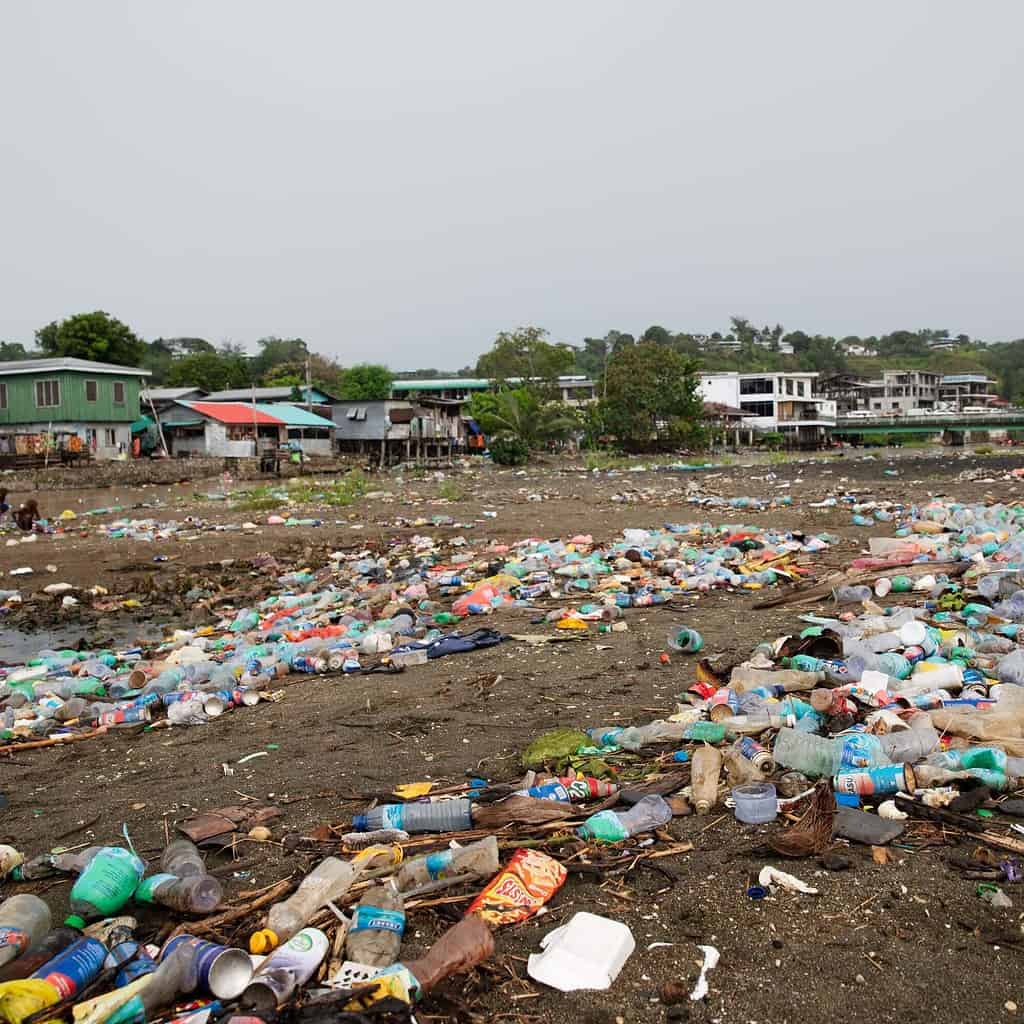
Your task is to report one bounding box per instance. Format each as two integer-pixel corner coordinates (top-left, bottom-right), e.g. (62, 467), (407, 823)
(180, 401), (282, 425)
(391, 378), (491, 391)
(0, 357), (151, 377)
(147, 387), (205, 400)
(254, 404), (335, 428)
(203, 386), (333, 402)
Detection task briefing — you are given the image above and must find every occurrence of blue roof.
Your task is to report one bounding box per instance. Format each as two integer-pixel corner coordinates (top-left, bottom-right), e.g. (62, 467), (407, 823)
(254, 404), (335, 428)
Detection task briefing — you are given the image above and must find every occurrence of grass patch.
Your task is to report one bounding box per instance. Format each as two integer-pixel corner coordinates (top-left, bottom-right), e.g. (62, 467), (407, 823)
(232, 470), (368, 511)
(437, 479), (464, 502)
(766, 451), (794, 465)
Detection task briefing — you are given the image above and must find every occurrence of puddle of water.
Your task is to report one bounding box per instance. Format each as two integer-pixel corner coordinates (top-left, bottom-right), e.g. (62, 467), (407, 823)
(0, 621), (162, 664)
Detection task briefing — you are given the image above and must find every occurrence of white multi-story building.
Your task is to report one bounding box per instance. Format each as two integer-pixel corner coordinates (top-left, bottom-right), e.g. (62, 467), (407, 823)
(698, 372), (836, 445)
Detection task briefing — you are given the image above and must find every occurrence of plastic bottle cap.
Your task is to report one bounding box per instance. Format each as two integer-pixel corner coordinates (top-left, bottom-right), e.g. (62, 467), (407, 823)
(352, 814), (367, 831)
(65, 915), (86, 930)
(249, 928), (279, 954)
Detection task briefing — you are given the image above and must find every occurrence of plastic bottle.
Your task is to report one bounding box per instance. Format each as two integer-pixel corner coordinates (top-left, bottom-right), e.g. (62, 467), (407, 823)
(691, 744), (723, 814)
(257, 857), (359, 950)
(878, 727), (940, 762)
(586, 720), (697, 752)
(11, 846), (101, 882)
(834, 585), (872, 605)
(242, 928), (329, 1011)
(0, 895), (52, 968)
(723, 744), (764, 785)
(66, 847), (146, 927)
(352, 800), (473, 834)
(391, 914), (494, 1002)
(345, 881), (405, 968)
(31, 936), (107, 997)
(160, 839), (208, 879)
(575, 794), (673, 842)
(395, 836), (500, 892)
(729, 667), (822, 693)
(772, 728), (889, 778)
(134, 873), (223, 913)
(0, 927), (79, 983)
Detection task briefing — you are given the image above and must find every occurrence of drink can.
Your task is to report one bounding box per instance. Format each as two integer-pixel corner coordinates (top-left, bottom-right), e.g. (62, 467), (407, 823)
(708, 688), (740, 722)
(833, 763), (915, 796)
(737, 736), (775, 773)
(161, 935), (253, 999)
(96, 706), (151, 727)
(163, 690), (203, 707)
(895, 690), (948, 711)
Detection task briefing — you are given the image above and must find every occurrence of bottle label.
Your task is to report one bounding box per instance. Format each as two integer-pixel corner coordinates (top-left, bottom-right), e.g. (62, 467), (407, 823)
(349, 906), (406, 936)
(577, 810), (629, 843)
(0, 927), (28, 955)
(380, 806), (406, 830)
(425, 851), (454, 880)
(592, 728), (623, 747)
(133, 873), (176, 904)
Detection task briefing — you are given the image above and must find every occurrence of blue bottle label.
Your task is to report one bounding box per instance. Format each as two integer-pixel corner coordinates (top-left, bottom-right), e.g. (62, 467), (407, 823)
(425, 851), (453, 880)
(380, 806), (405, 830)
(350, 906), (405, 936)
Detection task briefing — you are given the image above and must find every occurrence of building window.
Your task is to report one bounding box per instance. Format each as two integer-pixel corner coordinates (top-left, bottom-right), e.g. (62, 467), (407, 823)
(739, 378), (773, 396)
(873, 401), (882, 410)
(113, 381), (125, 405)
(85, 380), (98, 402)
(785, 380), (794, 395)
(104, 428), (117, 447)
(797, 381), (806, 396)
(35, 379), (60, 407)
(739, 400), (774, 417)
(0, 382), (6, 409)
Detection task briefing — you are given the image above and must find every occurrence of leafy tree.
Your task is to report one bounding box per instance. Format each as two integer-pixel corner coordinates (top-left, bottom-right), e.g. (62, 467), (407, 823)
(165, 351), (250, 392)
(261, 353), (344, 393)
(468, 388), (577, 449)
(252, 337), (308, 379)
(339, 363), (394, 400)
(640, 325), (673, 346)
(36, 310), (145, 366)
(0, 342), (34, 361)
(475, 326), (575, 387)
(574, 330), (634, 379)
(600, 343), (704, 450)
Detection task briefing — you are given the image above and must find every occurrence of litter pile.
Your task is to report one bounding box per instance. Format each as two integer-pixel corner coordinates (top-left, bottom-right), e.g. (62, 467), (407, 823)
(4, 498), (1024, 1018)
(0, 524), (832, 747)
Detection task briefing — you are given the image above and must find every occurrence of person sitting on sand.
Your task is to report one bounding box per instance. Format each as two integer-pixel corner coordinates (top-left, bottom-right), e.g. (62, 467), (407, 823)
(14, 498), (40, 532)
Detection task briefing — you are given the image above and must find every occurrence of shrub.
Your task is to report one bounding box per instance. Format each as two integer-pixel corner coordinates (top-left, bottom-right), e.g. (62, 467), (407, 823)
(488, 437), (530, 465)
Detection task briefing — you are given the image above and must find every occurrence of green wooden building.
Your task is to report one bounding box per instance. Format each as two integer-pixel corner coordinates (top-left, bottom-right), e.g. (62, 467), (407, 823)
(0, 357), (151, 460)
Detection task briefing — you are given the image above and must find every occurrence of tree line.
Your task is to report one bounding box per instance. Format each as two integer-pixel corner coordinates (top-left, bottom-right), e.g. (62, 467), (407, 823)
(0, 311), (395, 400)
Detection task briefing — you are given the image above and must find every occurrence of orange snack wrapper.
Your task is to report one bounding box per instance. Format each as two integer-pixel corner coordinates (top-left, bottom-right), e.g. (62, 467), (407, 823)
(466, 848), (567, 927)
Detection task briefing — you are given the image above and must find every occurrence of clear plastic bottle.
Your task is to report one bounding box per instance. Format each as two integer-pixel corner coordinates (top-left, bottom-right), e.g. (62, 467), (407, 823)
(134, 873), (222, 913)
(879, 727), (939, 762)
(834, 585), (872, 605)
(352, 800), (473, 834)
(345, 881), (405, 967)
(160, 839), (207, 878)
(691, 744), (723, 814)
(773, 728), (888, 777)
(729, 667), (822, 693)
(259, 857), (359, 949)
(575, 794), (673, 842)
(395, 836), (500, 892)
(0, 894), (52, 967)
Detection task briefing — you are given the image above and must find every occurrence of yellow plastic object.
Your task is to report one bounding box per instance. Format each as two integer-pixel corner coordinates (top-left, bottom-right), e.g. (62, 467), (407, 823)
(393, 781), (433, 799)
(58, 510), (77, 520)
(249, 928), (279, 954)
(555, 617), (588, 630)
(353, 844), (403, 869)
(344, 970), (414, 1009)
(0, 980), (61, 1024)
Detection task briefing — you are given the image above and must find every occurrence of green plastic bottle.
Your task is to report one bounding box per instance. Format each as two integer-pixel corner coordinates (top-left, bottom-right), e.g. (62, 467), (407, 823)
(682, 721), (727, 743)
(66, 847), (145, 928)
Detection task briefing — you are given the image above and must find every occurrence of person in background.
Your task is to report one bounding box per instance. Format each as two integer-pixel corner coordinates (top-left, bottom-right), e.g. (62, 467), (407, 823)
(14, 498), (40, 532)
(0, 490), (9, 522)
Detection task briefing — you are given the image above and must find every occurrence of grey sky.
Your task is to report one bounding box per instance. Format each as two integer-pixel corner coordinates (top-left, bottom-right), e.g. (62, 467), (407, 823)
(2, 2), (1022, 368)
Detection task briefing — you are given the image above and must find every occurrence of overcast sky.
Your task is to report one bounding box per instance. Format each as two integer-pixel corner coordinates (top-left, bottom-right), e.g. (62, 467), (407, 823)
(2, 3), (1022, 367)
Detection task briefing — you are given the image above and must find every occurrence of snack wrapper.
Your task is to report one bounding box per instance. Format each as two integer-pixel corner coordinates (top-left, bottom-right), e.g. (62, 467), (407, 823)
(466, 848), (566, 927)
